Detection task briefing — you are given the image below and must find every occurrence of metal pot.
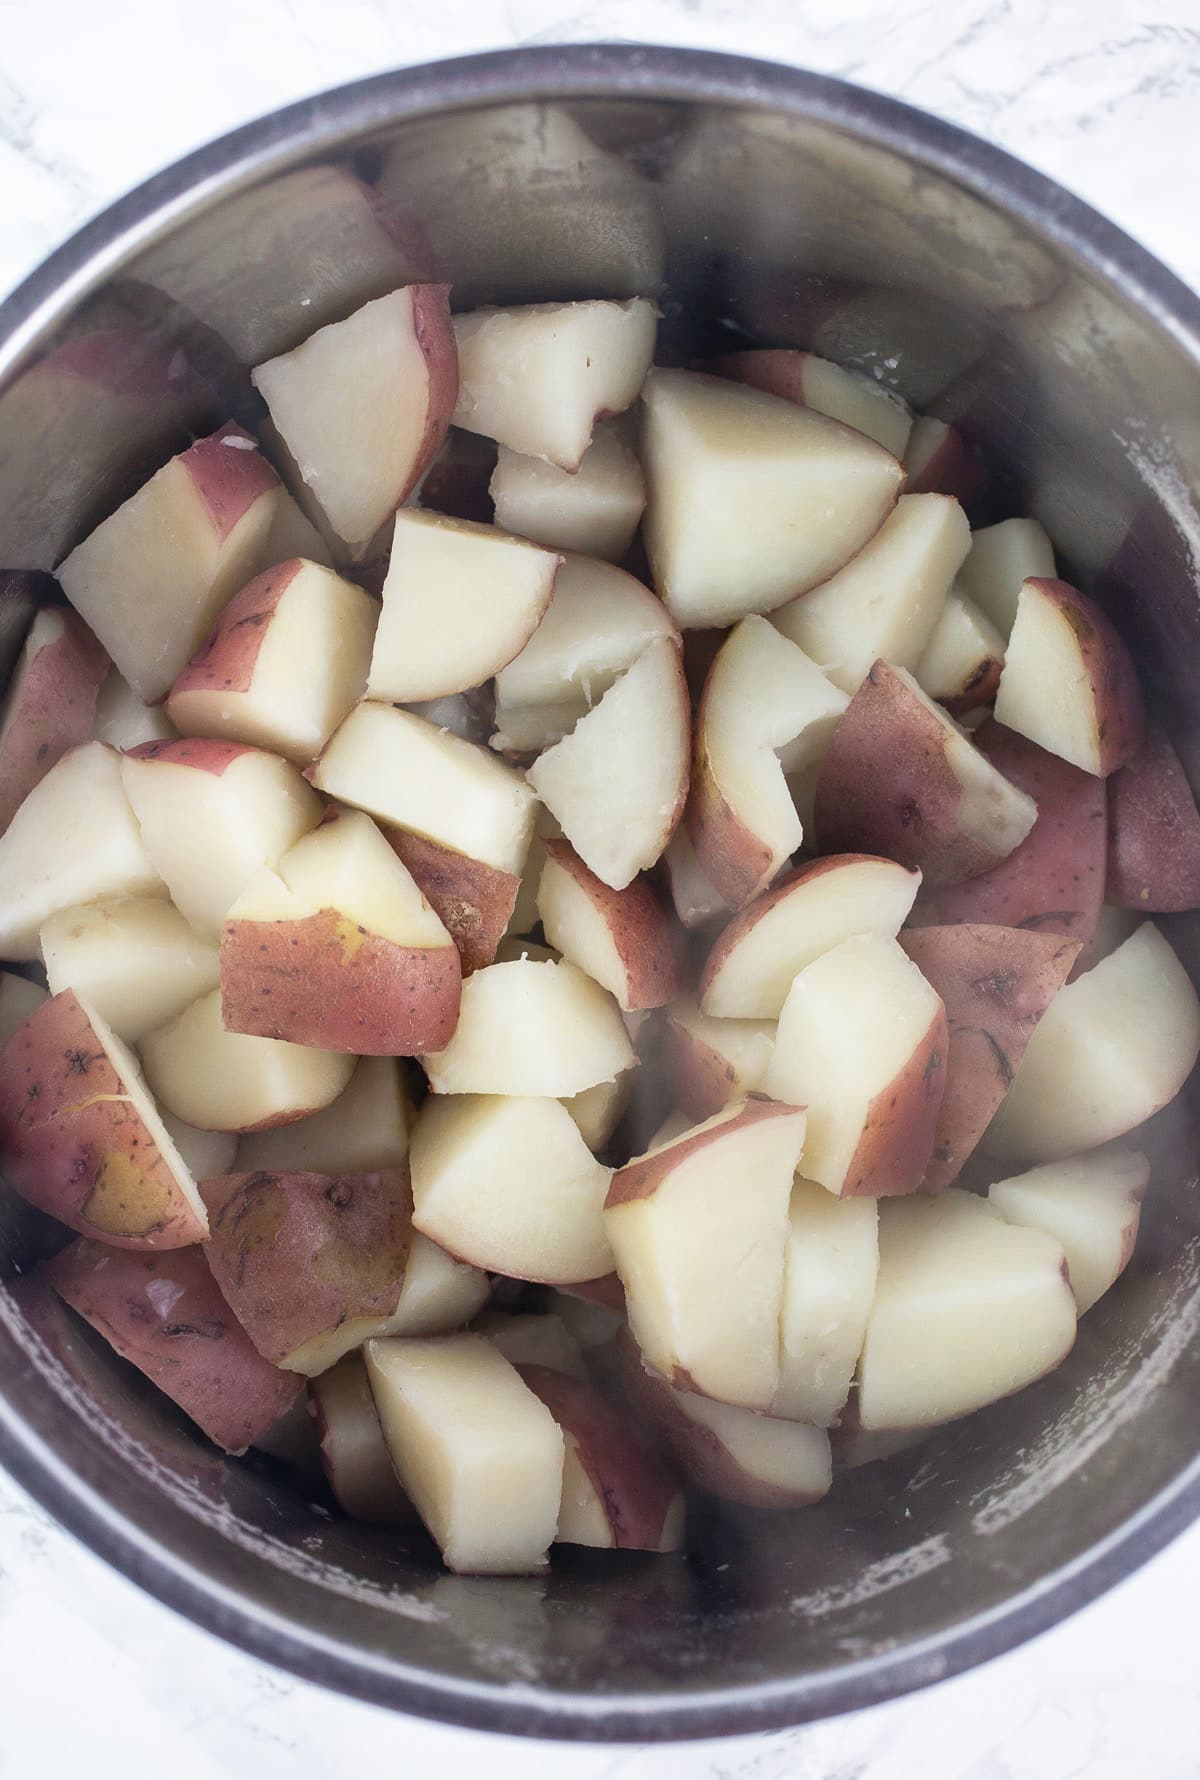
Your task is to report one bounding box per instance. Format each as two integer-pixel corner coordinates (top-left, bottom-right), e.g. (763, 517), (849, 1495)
(0, 43), (1198, 1743)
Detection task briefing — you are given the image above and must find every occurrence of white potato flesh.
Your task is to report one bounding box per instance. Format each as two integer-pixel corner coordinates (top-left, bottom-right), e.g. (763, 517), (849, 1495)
(993, 579), (1122, 775)
(364, 1334), (564, 1574)
(368, 510), (559, 703)
(159, 1110), (238, 1181)
(984, 925), (1200, 1161)
(641, 369), (903, 627)
(915, 589), (1005, 708)
(771, 494), (970, 693)
(504, 805), (561, 939)
(0, 743), (164, 961)
(375, 1233), (491, 1338)
(558, 1440), (618, 1548)
(41, 896), (219, 1043)
(139, 988), (354, 1132)
(0, 971), (47, 1045)
(794, 355), (913, 456)
(958, 517), (1055, 636)
(57, 433), (280, 701)
(422, 958), (633, 1096)
(561, 1073), (631, 1151)
(663, 997), (777, 1100)
(452, 298), (657, 469)
(258, 489), (335, 568)
(489, 421), (646, 562)
(92, 671), (177, 749)
(661, 827), (729, 930)
(411, 1093), (613, 1282)
(701, 856), (921, 1020)
(857, 1190), (1076, 1429)
(252, 288), (449, 554)
(166, 561), (377, 764)
(764, 934), (944, 1197)
(312, 703), (536, 876)
(605, 1100), (807, 1408)
(988, 1148), (1150, 1314)
(120, 747), (321, 939)
(895, 668), (1038, 859)
(527, 638), (689, 890)
(236, 1056), (411, 1173)
(494, 554), (676, 714)
(491, 699), (590, 756)
(268, 809), (451, 949)
(675, 1387), (833, 1501)
(772, 1182), (879, 1426)
(694, 616), (848, 896)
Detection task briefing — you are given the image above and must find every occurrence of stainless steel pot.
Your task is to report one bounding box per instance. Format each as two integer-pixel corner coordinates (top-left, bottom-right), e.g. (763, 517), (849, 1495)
(1, 43), (1198, 1743)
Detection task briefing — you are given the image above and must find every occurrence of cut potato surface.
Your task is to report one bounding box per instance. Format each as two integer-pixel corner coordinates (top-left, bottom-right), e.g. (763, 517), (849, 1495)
(92, 669), (177, 750)
(857, 1190), (1076, 1430)
(41, 896), (219, 1044)
(411, 1093), (613, 1283)
(221, 809), (461, 1055)
(527, 637), (689, 891)
(311, 703), (536, 877)
(0, 989), (208, 1247)
(48, 1239), (300, 1454)
(140, 987), (354, 1132)
(658, 996), (776, 1121)
(236, 1055), (410, 1173)
(988, 1148), (1149, 1314)
(605, 1099), (806, 1409)
(0, 606), (108, 831)
(0, 742), (165, 961)
(700, 855), (921, 1020)
(309, 1354), (415, 1525)
(378, 1233), (490, 1338)
(452, 298), (656, 469)
(365, 1334), (564, 1574)
(958, 517), (1055, 636)
(57, 424), (282, 702)
(252, 285), (457, 556)
(121, 739), (321, 939)
(203, 1167), (414, 1373)
(367, 510), (559, 704)
(641, 369), (903, 627)
(166, 558), (377, 764)
(384, 826), (518, 976)
(489, 420), (646, 561)
(765, 934), (946, 1198)
(475, 1311), (588, 1379)
(688, 616), (848, 908)
(536, 839), (683, 1011)
(422, 957), (633, 1097)
(773, 1183), (879, 1426)
(983, 924), (1200, 1161)
(772, 493), (970, 694)
(994, 577), (1144, 777)
(915, 589), (1005, 716)
(709, 349), (913, 456)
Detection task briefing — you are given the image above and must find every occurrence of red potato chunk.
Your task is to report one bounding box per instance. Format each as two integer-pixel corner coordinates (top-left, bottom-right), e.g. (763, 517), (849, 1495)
(0, 607), (108, 831)
(1105, 726), (1200, 912)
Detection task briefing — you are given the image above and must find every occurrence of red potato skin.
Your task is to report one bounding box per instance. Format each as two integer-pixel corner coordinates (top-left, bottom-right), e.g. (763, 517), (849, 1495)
(0, 610), (109, 829)
(687, 746), (777, 912)
(838, 1000), (948, 1198)
(220, 909), (462, 1054)
(910, 719), (1107, 944)
(45, 1237), (301, 1453)
(402, 285), (460, 510)
(0, 990), (206, 1248)
(1105, 726), (1200, 912)
(543, 839), (686, 1010)
(656, 1010), (750, 1121)
(900, 924), (1081, 1189)
(201, 1168), (414, 1369)
(605, 1095), (803, 1210)
(706, 349), (816, 407)
(124, 736), (255, 776)
(181, 424), (281, 541)
(384, 826), (517, 975)
(615, 1330), (823, 1510)
(814, 660), (1028, 888)
(904, 419), (990, 507)
(168, 559), (304, 701)
(1022, 577), (1145, 777)
(516, 1362), (683, 1550)
(698, 854), (920, 1007)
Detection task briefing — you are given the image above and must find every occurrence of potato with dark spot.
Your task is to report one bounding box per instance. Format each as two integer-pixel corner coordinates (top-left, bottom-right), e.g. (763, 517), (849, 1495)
(202, 1166), (414, 1374)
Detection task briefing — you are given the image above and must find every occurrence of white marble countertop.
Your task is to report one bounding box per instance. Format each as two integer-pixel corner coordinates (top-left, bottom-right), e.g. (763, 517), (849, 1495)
(2, 1), (1200, 1775)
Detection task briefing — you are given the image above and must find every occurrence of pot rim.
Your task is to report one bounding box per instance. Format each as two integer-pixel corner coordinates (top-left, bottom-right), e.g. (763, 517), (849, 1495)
(1, 41), (1199, 1743)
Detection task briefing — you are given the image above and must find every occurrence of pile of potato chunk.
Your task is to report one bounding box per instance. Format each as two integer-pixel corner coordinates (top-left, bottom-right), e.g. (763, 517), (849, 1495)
(1, 278), (1198, 1576)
